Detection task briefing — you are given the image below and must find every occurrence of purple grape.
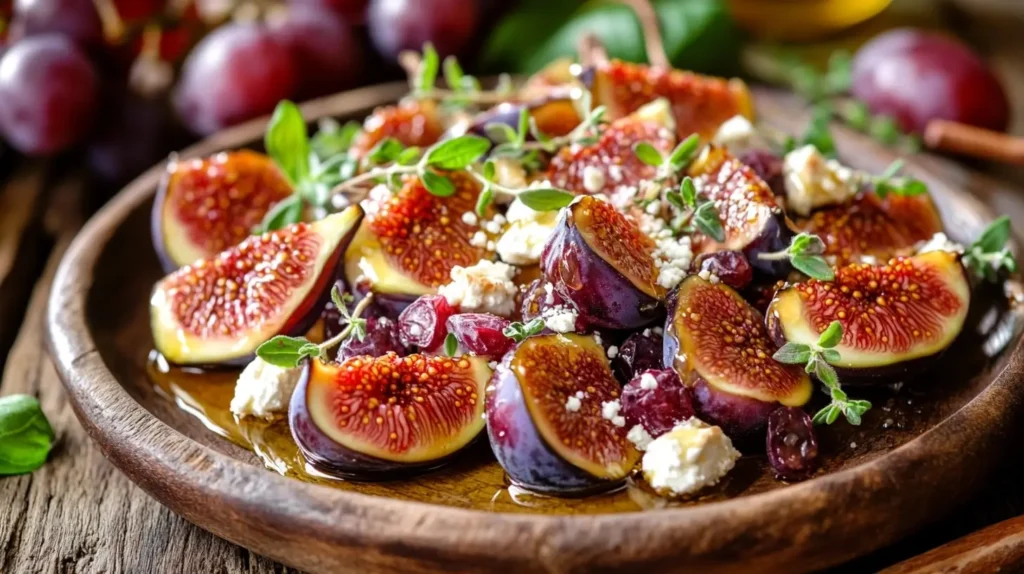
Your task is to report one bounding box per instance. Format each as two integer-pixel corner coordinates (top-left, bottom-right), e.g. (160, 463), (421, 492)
(446, 313), (514, 358)
(738, 149), (784, 197)
(366, 0), (478, 62)
(11, 0), (103, 48)
(620, 369), (694, 439)
(693, 250), (754, 291)
(398, 294), (455, 351)
(269, 5), (363, 100)
(613, 330), (663, 384)
(336, 317), (407, 360)
(766, 406), (820, 482)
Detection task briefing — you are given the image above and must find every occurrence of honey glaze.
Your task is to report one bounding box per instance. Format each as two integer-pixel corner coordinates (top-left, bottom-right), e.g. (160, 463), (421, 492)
(144, 289), (1021, 514)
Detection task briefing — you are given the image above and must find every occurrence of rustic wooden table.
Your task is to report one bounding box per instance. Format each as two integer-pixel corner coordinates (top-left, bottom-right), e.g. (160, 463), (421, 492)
(5, 1), (1024, 573)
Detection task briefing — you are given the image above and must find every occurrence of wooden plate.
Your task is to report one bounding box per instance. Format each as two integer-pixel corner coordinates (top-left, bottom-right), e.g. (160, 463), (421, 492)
(46, 83), (1024, 573)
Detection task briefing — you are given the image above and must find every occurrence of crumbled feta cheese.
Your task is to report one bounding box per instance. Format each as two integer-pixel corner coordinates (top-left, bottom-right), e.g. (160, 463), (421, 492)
(439, 260), (518, 316)
(607, 345), (619, 359)
(484, 219), (504, 235)
(642, 418), (741, 497)
(496, 198), (560, 265)
(493, 158), (528, 189)
(632, 98), (676, 133)
(593, 332), (602, 345)
(461, 211), (478, 226)
(640, 372), (659, 390)
(696, 269), (720, 284)
(641, 212), (694, 290)
(469, 231), (488, 247)
(601, 399), (621, 421)
(582, 165), (606, 193)
(543, 282), (555, 304)
(542, 305), (578, 333)
(711, 115), (767, 156)
(627, 424), (654, 451)
(230, 358), (301, 419)
(783, 145), (863, 217)
(575, 390), (585, 399)
(488, 360), (499, 369)
(486, 240), (496, 252)
(565, 395), (582, 412)
(357, 256), (379, 284)
(916, 232), (964, 255)
(608, 164), (624, 183)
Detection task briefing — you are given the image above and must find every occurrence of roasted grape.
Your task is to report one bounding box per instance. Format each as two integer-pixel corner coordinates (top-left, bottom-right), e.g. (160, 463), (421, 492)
(766, 406), (819, 481)
(337, 317), (408, 361)
(398, 295), (456, 351)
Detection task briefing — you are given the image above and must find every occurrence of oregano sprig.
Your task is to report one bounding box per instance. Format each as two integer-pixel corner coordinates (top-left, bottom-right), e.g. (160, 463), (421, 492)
(773, 321), (871, 426)
(963, 215), (1018, 282)
(664, 176), (725, 241)
(406, 45), (514, 108)
(758, 233), (835, 281)
(634, 133), (701, 182)
(255, 288), (374, 368)
(873, 159), (929, 199)
(503, 318), (546, 342)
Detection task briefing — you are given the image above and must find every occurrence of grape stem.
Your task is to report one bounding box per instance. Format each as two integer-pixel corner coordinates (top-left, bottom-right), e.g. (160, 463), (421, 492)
(318, 293), (375, 352)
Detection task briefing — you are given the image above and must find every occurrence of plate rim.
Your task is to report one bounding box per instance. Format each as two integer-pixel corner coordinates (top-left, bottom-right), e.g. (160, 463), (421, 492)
(45, 82), (1024, 573)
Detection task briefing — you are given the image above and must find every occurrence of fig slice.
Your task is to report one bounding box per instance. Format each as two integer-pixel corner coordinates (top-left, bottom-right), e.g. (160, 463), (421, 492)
(487, 334), (640, 494)
(150, 206), (363, 365)
(796, 192), (944, 265)
(291, 353), (491, 477)
(541, 196), (664, 329)
(587, 59), (753, 140)
(687, 145), (791, 276)
(152, 150), (294, 271)
(767, 251), (970, 377)
(668, 276), (812, 407)
(344, 172), (491, 297)
(349, 100), (443, 160)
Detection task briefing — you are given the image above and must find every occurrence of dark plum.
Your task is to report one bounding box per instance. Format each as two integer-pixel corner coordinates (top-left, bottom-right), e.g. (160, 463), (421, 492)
(446, 314), (514, 359)
(620, 369), (694, 440)
(398, 295), (456, 351)
(268, 5), (362, 100)
(693, 250), (754, 291)
(766, 406), (819, 482)
(541, 196), (664, 330)
(291, 353), (491, 479)
(336, 317), (407, 361)
(485, 334), (640, 495)
(613, 329), (663, 384)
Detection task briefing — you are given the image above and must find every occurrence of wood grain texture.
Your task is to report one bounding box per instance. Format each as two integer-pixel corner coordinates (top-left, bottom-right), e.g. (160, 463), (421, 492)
(881, 515), (1024, 574)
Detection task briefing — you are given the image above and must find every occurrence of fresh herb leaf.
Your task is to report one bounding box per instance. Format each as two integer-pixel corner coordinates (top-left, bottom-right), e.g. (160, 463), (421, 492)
(633, 142), (664, 167)
(680, 176), (697, 208)
(963, 216), (1018, 282)
(482, 159), (497, 182)
(258, 194), (303, 233)
(443, 55), (464, 93)
(417, 43), (439, 93)
(668, 134), (701, 169)
(503, 318), (546, 342)
(265, 100), (310, 186)
(870, 115), (901, 145)
(311, 119), (361, 159)
(396, 147), (422, 166)
(772, 342), (812, 364)
(693, 202), (725, 242)
(444, 333), (459, 357)
(420, 170), (456, 197)
(517, 188), (575, 212)
(484, 123), (519, 145)
(367, 138), (405, 165)
(330, 284), (346, 312)
(516, 108), (530, 146)
(476, 187), (494, 217)
(874, 159), (929, 199)
(974, 215), (1012, 254)
(0, 394), (54, 476)
(423, 135), (491, 170)
(256, 335), (321, 368)
(801, 105), (836, 156)
(665, 190), (685, 212)
(817, 320), (843, 348)
(791, 255), (835, 281)
(759, 233), (833, 280)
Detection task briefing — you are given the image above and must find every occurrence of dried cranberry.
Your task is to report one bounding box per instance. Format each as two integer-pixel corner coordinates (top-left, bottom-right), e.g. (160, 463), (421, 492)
(613, 330), (664, 384)
(337, 317), (407, 361)
(766, 406), (820, 482)
(693, 251), (753, 291)
(620, 369), (695, 439)
(738, 148), (784, 196)
(398, 295), (455, 351)
(446, 313), (514, 358)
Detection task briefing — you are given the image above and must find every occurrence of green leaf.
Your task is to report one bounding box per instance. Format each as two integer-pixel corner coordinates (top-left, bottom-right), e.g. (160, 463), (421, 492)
(420, 170), (456, 197)
(822, 348), (842, 363)
(483, 159), (497, 182)
(396, 147), (422, 166)
(264, 100), (310, 186)
(811, 405), (833, 426)
(801, 105), (836, 156)
(813, 358), (839, 387)
(516, 108), (530, 146)
(259, 194), (303, 233)
(843, 100), (871, 131)
(484, 123), (519, 145)
(973, 216), (1012, 254)
(772, 342), (812, 364)
(476, 186), (494, 217)
(256, 336), (316, 368)
(791, 255), (835, 281)
(843, 406), (863, 426)
(367, 138), (405, 165)
(693, 202), (725, 242)
(418, 43), (439, 93)
(504, 318), (547, 342)
(668, 134), (701, 169)
(665, 190), (685, 212)
(444, 333), (459, 357)
(680, 177), (697, 208)
(311, 120), (361, 159)
(633, 142), (664, 168)
(330, 285), (346, 312)
(517, 188), (575, 212)
(423, 135), (491, 170)
(443, 56), (464, 92)
(870, 115), (901, 145)
(0, 394), (54, 476)
(825, 405), (841, 424)
(878, 159), (904, 181)
(817, 321), (843, 349)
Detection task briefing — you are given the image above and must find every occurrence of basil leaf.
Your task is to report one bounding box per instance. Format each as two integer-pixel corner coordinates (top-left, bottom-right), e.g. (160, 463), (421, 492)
(256, 336), (314, 368)
(772, 342), (811, 365)
(817, 320), (843, 349)
(423, 135), (491, 170)
(517, 188), (575, 211)
(444, 333), (459, 357)
(973, 216), (1012, 254)
(259, 194), (303, 233)
(418, 43), (439, 93)
(0, 395), (54, 476)
(421, 170), (456, 197)
(791, 255), (835, 281)
(265, 100), (310, 186)
(668, 134), (701, 169)
(633, 142), (664, 167)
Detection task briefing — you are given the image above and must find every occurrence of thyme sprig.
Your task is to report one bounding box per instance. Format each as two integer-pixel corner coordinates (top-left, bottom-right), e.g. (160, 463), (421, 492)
(503, 318), (546, 342)
(873, 159), (928, 199)
(963, 216), (1018, 282)
(758, 233), (835, 281)
(774, 321), (871, 425)
(255, 288), (374, 368)
(406, 44), (515, 108)
(634, 133), (701, 182)
(663, 176), (725, 241)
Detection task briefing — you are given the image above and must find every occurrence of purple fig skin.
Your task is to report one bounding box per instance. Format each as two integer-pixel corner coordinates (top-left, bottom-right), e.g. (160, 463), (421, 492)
(741, 211), (792, 279)
(485, 353), (622, 495)
(614, 330), (664, 384)
(541, 210), (663, 330)
(289, 361), (448, 480)
(691, 379), (778, 438)
(151, 168), (182, 274)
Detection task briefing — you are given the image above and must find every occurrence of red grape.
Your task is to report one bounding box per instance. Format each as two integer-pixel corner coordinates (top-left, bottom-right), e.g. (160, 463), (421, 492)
(173, 23), (298, 135)
(0, 34), (98, 155)
(288, 0), (368, 23)
(366, 0), (477, 62)
(11, 0), (103, 47)
(852, 29), (1010, 133)
(269, 5), (363, 100)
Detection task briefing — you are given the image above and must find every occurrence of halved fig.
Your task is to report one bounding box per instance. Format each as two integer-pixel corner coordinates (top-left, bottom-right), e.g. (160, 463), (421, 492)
(541, 196), (664, 329)
(587, 59), (753, 140)
(349, 100), (443, 160)
(291, 353), (492, 478)
(666, 276), (812, 435)
(152, 150), (294, 271)
(150, 206), (363, 365)
(767, 251), (970, 378)
(462, 98), (580, 142)
(688, 145), (791, 277)
(795, 192), (944, 265)
(547, 99), (675, 204)
(344, 172), (490, 297)
(486, 334), (640, 494)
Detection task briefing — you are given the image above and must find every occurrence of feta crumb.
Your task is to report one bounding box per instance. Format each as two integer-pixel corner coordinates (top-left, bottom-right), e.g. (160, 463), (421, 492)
(484, 219), (504, 235)
(230, 358), (301, 419)
(601, 399), (621, 421)
(496, 198), (559, 265)
(542, 305), (578, 333)
(357, 257), (379, 284)
(593, 332), (602, 345)
(642, 211), (694, 290)
(486, 240), (496, 252)
(565, 395), (582, 412)
(642, 328), (651, 336)
(627, 424), (655, 451)
(439, 260), (518, 317)
(640, 372), (659, 390)
(916, 232), (964, 255)
(582, 165), (606, 193)
(711, 115), (767, 156)
(543, 282), (555, 304)
(575, 390), (585, 399)
(469, 231), (488, 247)
(488, 360), (499, 369)
(607, 345), (619, 359)
(461, 211), (478, 226)
(642, 418), (740, 498)
(783, 145), (863, 217)
(608, 164), (623, 183)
